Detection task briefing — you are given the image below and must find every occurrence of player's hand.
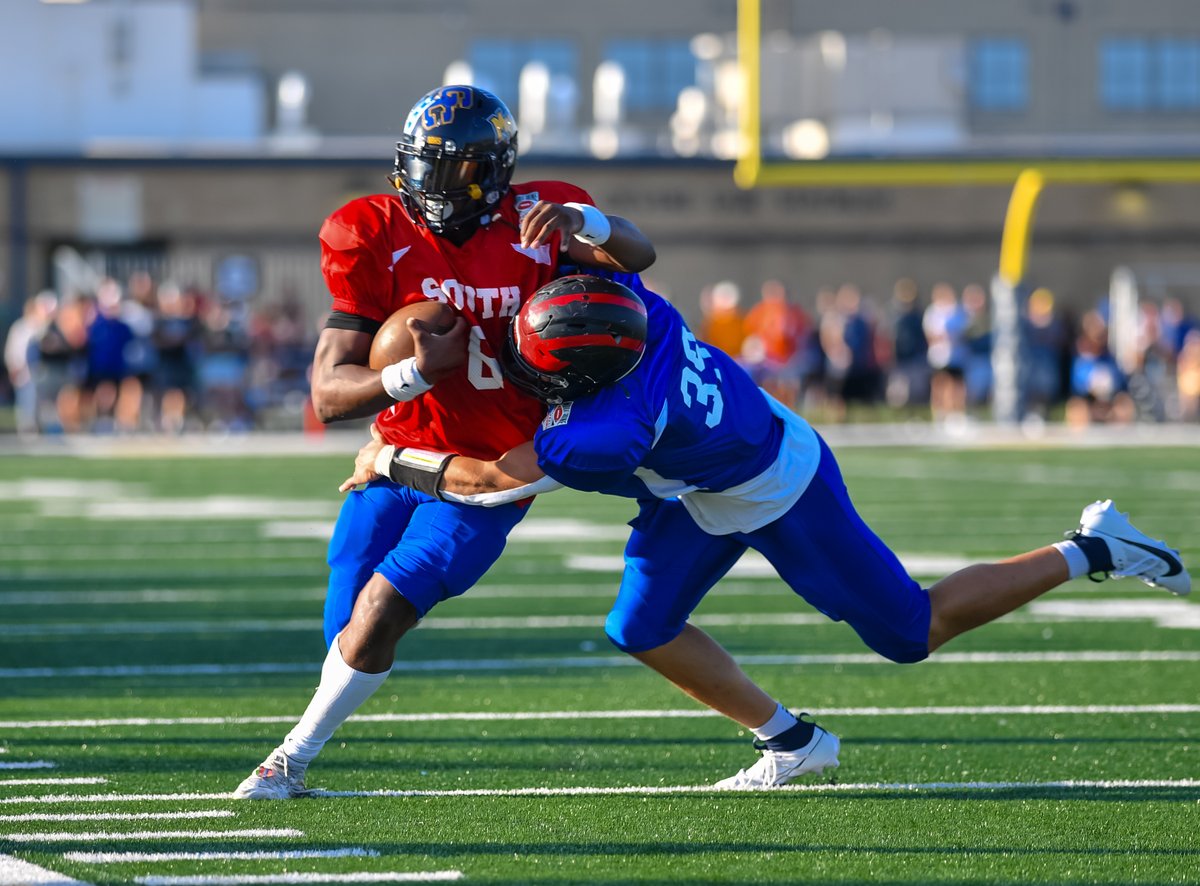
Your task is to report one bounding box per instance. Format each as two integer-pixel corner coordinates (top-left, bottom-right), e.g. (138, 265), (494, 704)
(410, 315), (468, 383)
(519, 201), (583, 249)
(339, 423), (386, 492)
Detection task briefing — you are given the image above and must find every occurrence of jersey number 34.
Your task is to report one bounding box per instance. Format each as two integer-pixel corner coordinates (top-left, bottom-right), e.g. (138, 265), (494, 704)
(680, 329), (724, 428)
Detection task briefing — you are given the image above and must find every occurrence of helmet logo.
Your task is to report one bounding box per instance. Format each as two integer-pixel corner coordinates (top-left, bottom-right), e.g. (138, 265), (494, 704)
(488, 110), (515, 141)
(418, 86), (474, 129)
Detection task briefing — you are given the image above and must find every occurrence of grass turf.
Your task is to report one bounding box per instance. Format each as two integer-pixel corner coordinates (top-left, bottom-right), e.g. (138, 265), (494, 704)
(0, 442), (1197, 884)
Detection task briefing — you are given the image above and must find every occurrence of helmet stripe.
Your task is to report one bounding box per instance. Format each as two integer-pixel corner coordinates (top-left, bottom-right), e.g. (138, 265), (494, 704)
(532, 292), (648, 313)
(546, 333), (645, 352)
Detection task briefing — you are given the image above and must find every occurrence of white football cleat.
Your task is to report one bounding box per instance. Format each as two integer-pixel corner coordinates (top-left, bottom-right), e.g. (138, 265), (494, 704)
(713, 725), (840, 790)
(232, 746), (312, 800)
(1074, 499), (1190, 596)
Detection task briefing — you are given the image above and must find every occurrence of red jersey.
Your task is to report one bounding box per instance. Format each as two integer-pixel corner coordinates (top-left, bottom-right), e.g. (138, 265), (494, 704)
(320, 181), (592, 460)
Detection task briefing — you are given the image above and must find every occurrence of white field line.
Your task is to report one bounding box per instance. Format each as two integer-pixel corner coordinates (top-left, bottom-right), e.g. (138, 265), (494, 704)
(565, 552), (974, 577)
(0, 589), (330, 607)
(0, 544), (317, 563)
(2, 649), (1198, 680)
(5, 828), (303, 843)
(0, 612), (826, 638)
(0, 809), (235, 822)
(310, 779), (1200, 798)
(5, 599), (1199, 638)
(135, 873), (463, 886)
(0, 579), (1165, 607)
(0, 761), (55, 769)
(0, 777), (105, 786)
(0, 703), (1196, 732)
(260, 517), (629, 543)
(7, 781), (1198, 807)
(65, 849), (380, 864)
(0, 853), (93, 886)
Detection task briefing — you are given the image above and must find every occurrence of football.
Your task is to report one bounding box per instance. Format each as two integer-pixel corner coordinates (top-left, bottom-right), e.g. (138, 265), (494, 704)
(368, 300), (457, 370)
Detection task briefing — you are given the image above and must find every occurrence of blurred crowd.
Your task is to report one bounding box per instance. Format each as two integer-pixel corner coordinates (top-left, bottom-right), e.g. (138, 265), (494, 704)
(2, 272), (315, 436)
(5, 271), (1199, 436)
(698, 277), (1200, 427)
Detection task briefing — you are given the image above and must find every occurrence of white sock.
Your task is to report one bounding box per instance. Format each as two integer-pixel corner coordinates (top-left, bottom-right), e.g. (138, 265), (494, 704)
(281, 634), (391, 765)
(750, 702), (798, 742)
(1053, 539), (1090, 580)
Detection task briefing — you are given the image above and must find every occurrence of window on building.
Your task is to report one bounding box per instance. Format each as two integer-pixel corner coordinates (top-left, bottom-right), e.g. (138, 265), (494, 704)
(968, 37), (1030, 111)
(603, 38), (697, 114)
(1158, 39), (1200, 109)
(1100, 37), (1200, 111)
(468, 39), (576, 110)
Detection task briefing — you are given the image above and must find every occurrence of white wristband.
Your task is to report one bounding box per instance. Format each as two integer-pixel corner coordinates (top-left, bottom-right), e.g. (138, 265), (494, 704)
(380, 357), (432, 402)
(374, 444), (397, 479)
(564, 202), (612, 246)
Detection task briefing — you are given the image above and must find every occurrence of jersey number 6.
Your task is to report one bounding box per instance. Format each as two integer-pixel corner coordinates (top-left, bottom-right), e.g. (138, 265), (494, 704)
(468, 326), (504, 390)
(680, 329), (724, 428)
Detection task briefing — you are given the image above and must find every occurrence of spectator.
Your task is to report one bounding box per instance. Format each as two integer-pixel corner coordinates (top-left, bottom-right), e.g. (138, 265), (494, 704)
(82, 280), (135, 433)
(1177, 329), (1200, 421)
(962, 283), (993, 408)
(697, 281), (746, 360)
(38, 293), (91, 433)
(118, 271), (159, 432)
(742, 279), (810, 408)
(819, 284), (879, 421)
(4, 291), (56, 437)
(884, 277), (928, 409)
(1022, 287), (1069, 416)
(1067, 309), (1134, 427)
(198, 297), (251, 430)
(153, 282), (202, 433)
(923, 283), (969, 423)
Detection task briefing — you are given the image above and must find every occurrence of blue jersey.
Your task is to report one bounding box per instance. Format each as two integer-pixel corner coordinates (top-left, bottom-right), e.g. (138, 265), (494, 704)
(534, 274), (785, 502)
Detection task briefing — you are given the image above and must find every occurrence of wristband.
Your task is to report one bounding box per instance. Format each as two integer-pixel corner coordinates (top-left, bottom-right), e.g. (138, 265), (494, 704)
(373, 444), (398, 480)
(380, 357), (432, 402)
(385, 446), (456, 499)
(563, 202), (612, 246)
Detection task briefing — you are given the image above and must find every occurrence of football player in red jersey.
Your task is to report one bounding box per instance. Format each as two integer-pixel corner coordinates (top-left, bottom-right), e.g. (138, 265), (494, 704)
(234, 85), (655, 799)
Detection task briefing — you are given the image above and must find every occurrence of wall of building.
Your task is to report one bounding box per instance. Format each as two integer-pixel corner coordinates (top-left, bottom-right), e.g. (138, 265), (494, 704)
(4, 157), (1199, 327)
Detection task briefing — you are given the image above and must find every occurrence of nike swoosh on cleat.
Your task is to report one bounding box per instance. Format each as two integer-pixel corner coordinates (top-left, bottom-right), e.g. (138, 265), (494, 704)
(1117, 536), (1184, 576)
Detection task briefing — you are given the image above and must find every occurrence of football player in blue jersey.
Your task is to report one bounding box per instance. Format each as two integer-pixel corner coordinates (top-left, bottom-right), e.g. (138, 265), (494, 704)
(343, 273), (1189, 788)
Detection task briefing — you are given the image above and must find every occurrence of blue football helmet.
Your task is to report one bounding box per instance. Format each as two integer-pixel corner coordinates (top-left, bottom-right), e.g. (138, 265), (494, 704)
(391, 85), (518, 236)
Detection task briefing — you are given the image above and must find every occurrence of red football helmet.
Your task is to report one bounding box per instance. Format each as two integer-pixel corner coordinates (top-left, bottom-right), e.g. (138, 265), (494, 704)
(502, 275), (648, 403)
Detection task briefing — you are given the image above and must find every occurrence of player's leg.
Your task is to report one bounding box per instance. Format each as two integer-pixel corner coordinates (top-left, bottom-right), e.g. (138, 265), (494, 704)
(927, 498), (1189, 649)
(749, 437), (932, 664)
(323, 478), (412, 648)
(606, 499), (835, 787)
(235, 492), (528, 799)
(755, 438), (1189, 662)
(235, 481), (419, 799)
(607, 498), (760, 721)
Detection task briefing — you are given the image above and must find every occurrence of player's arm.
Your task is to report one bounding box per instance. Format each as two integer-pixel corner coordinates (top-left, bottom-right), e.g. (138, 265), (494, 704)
(311, 317), (467, 423)
(339, 432), (563, 504)
(520, 202), (655, 272)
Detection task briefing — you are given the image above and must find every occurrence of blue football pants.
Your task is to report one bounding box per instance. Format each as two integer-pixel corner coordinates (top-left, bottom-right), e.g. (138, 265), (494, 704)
(323, 479), (527, 648)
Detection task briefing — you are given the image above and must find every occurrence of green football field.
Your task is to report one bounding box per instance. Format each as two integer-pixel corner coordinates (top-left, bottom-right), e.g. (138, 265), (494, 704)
(0, 440), (1197, 885)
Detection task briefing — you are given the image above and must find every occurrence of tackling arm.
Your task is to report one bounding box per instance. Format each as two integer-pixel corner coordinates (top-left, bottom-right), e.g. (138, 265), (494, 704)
(438, 442), (565, 505)
(339, 434), (564, 505)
